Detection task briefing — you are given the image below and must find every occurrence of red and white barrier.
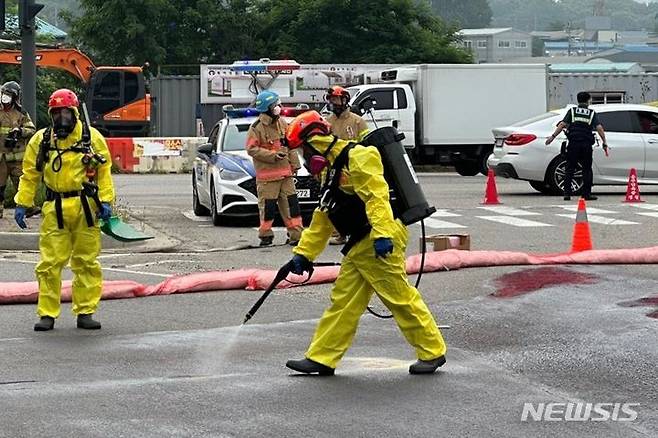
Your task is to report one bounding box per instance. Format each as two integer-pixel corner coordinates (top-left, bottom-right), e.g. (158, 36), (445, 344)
(107, 137), (207, 173)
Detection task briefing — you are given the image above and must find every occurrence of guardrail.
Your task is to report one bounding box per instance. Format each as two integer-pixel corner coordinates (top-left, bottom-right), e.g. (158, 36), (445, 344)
(107, 137), (208, 173)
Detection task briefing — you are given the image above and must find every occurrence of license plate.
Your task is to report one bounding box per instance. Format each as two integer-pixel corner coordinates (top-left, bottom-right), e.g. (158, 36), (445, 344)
(296, 189), (311, 198)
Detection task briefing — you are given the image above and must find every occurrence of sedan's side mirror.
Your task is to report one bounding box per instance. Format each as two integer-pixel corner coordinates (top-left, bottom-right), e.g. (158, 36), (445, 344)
(198, 143), (213, 155)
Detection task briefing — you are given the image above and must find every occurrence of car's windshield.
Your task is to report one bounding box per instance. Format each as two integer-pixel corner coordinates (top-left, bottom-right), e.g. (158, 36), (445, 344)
(222, 123), (250, 152)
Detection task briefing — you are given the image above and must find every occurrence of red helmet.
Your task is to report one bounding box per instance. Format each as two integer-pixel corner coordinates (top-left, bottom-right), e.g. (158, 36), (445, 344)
(286, 111), (331, 149)
(325, 85), (350, 102)
(48, 89), (79, 110)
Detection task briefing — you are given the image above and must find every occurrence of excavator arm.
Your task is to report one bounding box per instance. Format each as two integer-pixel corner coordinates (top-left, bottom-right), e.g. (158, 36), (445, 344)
(0, 48), (96, 83)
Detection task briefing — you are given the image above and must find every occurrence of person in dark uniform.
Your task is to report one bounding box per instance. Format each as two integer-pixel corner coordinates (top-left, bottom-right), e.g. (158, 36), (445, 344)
(545, 92), (608, 201)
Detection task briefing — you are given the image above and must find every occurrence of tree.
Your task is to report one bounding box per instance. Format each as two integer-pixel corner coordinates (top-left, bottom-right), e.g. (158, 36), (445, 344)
(64, 0), (471, 67)
(430, 0), (492, 29)
(255, 0), (472, 64)
(547, 20), (565, 31)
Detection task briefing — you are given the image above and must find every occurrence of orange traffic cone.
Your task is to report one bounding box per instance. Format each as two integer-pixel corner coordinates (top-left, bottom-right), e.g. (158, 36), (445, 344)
(571, 198), (593, 252)
(482, 169), (501, 205)
(623, 168), (644, 203)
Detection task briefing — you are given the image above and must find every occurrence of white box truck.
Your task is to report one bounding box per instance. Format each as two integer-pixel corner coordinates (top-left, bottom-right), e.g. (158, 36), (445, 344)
(345, 64), (548, 175)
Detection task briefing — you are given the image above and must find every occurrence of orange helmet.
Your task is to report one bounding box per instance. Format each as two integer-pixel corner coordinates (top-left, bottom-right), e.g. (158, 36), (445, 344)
(325, 85), (350, 102)
(48, 89), (79, 110)
(286, 111), (331, 149)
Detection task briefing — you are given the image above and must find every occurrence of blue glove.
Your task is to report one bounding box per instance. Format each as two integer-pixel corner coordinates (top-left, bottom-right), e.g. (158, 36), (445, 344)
(290, 254), (312, 275)
(14, 206), (27, 229)
(374, 237), (394, 258)
(97, 203), (112, 221)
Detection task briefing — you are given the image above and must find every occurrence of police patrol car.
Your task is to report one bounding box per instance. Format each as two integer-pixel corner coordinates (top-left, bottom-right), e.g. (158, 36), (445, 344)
(192, 106), (321, 225)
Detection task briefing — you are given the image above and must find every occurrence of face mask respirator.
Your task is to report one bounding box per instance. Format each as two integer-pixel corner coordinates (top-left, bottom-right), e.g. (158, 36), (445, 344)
(328, 102), (347, 116)
(51, 108), (77, 139)
(303, 137), (338, 176)
(1, 94), (12, 105)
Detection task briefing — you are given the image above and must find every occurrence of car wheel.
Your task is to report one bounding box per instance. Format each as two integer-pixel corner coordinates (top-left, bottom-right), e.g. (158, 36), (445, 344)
(454, 160), (480, 177)
(192, 173), (210, 216)
(546, 157), (583, 196)
(210, 180), (223, 226)
(528, 180), (553, 195)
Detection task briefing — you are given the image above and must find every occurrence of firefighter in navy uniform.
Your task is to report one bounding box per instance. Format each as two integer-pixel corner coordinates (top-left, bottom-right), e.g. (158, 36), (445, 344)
(546, 91), (608, 201)
(0, 81), (36, 218)
(324, 86), (369, 245)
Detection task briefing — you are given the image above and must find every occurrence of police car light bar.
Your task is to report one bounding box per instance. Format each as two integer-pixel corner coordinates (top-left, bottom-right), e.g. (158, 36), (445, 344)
(230, 59), (301, 74)
(280, 106), (310, 117)
(224, 107), (259, 118)
(224, 106), (309, 119)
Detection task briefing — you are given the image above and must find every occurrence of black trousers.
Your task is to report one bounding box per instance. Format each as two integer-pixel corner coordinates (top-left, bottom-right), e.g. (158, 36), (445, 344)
(564, 141), (593, 197)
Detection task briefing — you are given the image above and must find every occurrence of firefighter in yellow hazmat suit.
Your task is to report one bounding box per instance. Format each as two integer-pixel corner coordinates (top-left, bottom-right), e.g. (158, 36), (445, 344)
(14, 89), (115, 331)
(283, 111), (447, 376)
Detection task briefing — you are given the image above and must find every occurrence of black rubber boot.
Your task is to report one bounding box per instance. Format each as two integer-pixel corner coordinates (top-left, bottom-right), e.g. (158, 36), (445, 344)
(409, 356), (446, 375)
(259, 236), (274, 247)
(77, 314), (101, 330)
(286, 358), (335, 376)
(34, 316), (55, 331)
(285, 237), (299, 247)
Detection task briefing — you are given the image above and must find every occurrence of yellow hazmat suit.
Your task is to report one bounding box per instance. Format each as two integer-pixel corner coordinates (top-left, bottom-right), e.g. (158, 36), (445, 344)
(15, 110), (114, 318)
(292, 134), (446, 369)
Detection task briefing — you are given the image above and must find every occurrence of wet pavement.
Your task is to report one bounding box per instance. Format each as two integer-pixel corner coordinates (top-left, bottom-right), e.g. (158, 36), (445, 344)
(0, 174), (657, 437)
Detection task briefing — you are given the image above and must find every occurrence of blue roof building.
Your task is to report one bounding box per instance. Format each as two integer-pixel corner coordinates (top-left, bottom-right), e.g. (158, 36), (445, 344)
(2, 14), (68, 39)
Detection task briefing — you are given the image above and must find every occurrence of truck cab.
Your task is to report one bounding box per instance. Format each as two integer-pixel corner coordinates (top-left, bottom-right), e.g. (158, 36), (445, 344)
(346, 84), (416, 150)
(87, 67), (150, 137)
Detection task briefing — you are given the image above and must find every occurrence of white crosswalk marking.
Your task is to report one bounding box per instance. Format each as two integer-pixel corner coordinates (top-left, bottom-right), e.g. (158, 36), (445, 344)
(431, 209), (462, 218)
(422, 218), (467, 229)
(627, 203), (658, 211)
(557, 206), (619, 214)
(556, 214), (638, 225)
(633, 212), (658, 219)
(476, 216), (552, 227)
(478, 206), (540, 216)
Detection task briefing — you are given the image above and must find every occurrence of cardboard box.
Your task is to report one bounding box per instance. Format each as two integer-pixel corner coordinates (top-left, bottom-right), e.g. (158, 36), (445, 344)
(421, 234), (471, 252)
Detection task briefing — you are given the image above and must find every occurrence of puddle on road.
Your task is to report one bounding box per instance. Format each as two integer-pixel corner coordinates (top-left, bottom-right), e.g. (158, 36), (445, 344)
(617, 295), (658, 308)
(617, 294), (658, 320)
(490, 267), (599, 298)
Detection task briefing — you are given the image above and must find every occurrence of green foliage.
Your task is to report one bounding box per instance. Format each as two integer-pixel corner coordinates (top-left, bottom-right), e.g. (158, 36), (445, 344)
(429, 0), (492, 29)
(490, 0), (658, 32)
(255, 0), (471, 64)
(3, 179), (46, 209)
(36, 0), (80, 31)
(63, 0), (471, 66)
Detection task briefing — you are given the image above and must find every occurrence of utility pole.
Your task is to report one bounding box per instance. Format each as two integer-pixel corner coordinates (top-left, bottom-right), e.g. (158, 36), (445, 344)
(1, 0), (6, 33)
(19, 0), (44, 122)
